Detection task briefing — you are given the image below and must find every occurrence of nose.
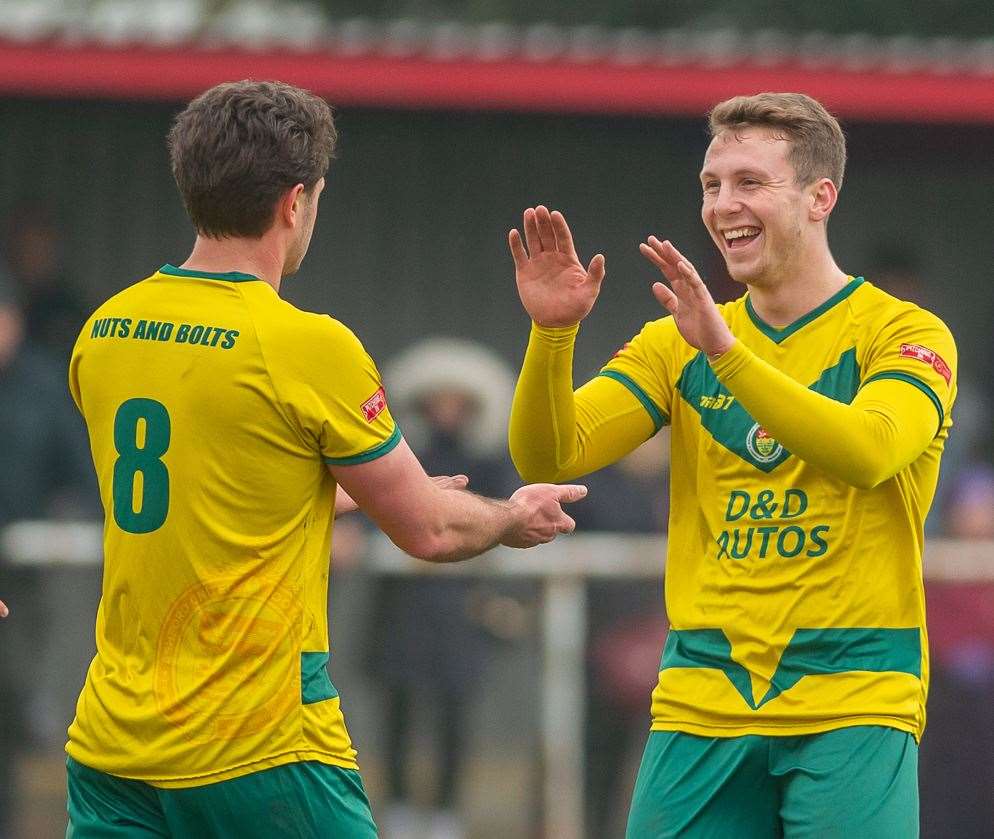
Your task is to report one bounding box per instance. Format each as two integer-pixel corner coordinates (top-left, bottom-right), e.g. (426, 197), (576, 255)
(711, 184), (741, 218)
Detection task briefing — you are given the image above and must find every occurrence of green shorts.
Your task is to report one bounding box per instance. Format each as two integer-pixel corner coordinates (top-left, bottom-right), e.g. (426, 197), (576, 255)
(626, 726), (918, 839)
(66, 757), (378, 838)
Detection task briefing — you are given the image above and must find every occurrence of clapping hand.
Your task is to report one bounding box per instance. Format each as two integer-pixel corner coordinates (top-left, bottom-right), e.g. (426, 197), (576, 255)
(640, 236), (735, 357)
(509, 206), (605, 328)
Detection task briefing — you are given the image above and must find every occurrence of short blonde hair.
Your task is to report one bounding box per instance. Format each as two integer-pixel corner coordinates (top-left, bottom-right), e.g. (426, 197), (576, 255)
(708, 92), (846, 189)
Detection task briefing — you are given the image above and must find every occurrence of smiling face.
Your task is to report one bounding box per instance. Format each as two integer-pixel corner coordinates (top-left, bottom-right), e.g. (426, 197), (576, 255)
(700, 126), (820, 287)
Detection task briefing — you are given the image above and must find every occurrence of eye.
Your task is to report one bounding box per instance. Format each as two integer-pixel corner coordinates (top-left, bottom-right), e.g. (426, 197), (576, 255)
(702, 181), (720, 194)
(740, 178), (759, 189)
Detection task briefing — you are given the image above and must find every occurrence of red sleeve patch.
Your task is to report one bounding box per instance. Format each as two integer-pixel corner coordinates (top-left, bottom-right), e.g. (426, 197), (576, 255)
(361, 387), (387, 422)
(900, 343), (951, 384)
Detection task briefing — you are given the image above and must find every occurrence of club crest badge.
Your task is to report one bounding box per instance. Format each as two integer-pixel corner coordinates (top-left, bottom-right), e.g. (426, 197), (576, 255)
(746, 423), (783, 463)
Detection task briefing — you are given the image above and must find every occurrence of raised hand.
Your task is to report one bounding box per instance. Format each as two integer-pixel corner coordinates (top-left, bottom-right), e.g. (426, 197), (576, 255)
(509, 206), (606, 327)
(639, 236), (736, 357)
(501, 483), (588, 548)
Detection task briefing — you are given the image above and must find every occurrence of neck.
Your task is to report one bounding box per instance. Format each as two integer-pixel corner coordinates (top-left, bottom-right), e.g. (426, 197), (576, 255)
(181, 234), (285, 292)
(746, 244), (849, 328)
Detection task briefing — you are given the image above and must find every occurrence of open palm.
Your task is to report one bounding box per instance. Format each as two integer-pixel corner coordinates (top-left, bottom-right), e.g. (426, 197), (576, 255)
(640, 236), (735, 356)
(509, 206), (605, 328)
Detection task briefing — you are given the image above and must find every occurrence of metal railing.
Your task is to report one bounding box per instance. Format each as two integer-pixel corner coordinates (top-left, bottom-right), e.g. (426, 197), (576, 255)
(4, 521), (994, 839)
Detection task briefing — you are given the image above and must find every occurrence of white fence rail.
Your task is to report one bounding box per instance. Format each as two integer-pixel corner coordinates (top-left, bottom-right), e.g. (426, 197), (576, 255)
(4, 521), (994, 839)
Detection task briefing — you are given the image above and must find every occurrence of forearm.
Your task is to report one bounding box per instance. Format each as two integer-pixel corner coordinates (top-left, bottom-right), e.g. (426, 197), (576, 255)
(415, 488), (517, 563)
(331, 439), (580, 562)
(711, 341), (937, 488)
(509, 323), (580, 482)
(509, 323), (653, 482)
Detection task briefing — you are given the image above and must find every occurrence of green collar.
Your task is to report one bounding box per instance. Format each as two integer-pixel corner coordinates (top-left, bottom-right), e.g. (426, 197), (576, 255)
(159, 263), (261, 283)
(746, 277), (865, 344)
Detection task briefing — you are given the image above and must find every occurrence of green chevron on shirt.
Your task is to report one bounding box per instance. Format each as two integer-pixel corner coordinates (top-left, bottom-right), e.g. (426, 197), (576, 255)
(675, 347), (860, 472)
(661, 626), (921, 710)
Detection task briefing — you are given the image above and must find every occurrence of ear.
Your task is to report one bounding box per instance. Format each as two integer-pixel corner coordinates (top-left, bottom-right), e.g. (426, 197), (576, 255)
(278, 183), (307, 227)
(808, 178), (838, 222)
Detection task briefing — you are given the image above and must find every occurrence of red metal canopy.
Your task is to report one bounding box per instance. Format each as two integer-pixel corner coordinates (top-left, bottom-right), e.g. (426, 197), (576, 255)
(2, 38), (993, 122)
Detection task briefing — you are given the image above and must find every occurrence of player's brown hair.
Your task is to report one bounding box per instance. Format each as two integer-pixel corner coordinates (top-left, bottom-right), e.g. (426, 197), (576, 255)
(168, 80), (337, 238)
(708, 93), (846, 189)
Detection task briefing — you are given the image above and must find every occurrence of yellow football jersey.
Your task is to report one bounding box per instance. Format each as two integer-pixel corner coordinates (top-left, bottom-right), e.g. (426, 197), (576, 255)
(602, 278), (956, 740)
(67, 265), (399, 786)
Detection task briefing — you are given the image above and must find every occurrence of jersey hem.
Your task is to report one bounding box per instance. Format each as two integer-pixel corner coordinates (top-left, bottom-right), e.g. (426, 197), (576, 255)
(650, 715), (920, 742)
(65, 748), (360, 789)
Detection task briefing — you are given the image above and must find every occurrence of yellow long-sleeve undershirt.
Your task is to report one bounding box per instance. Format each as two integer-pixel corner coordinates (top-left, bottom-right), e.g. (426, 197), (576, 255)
(509, 324), (654, 483)
(709, 339), (937, 489)
(509, 323), (938, 489)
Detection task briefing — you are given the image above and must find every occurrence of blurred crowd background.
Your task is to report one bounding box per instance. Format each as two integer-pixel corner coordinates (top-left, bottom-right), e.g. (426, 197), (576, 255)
(2, 2), (994, 838)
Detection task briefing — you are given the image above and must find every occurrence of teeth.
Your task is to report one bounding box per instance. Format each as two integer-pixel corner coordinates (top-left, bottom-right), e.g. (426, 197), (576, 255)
(724, 227), (760, 240)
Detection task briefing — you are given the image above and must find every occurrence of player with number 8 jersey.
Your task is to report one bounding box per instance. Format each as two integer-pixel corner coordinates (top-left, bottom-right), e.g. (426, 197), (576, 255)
(64, 81), (586, 837)
(68, 263), (394, 783)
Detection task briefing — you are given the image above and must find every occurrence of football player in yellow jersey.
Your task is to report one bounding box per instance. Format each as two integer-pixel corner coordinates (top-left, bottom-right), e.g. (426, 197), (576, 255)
(508, 93), (955, 837)
(65, 80), (586, 838)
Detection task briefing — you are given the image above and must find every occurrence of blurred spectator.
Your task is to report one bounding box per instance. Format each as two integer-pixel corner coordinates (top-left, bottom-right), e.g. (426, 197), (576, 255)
(370, 338), (525, 839)
(921, 463), (994, 839)
(574, 431), (670, 839)
(940, 463), (994, 539)
(0, 282), (96, 527)
(3, 204), (90, 359)
(0, 280), (97, 838)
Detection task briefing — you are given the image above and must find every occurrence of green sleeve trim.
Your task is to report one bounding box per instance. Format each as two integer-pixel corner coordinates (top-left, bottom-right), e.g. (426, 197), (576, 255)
(597, 370), (667, 433)
(863, 371), (944, 434)
(323, 424), (402, 465)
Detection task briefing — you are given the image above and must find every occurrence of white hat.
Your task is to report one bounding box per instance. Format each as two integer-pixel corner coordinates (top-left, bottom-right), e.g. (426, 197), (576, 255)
(384, 337), (516, 457)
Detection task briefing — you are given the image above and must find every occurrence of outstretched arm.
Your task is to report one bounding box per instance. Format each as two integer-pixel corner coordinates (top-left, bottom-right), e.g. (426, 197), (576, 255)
(708, 344), (937, 488)
(508, 207), (654, 482)
(334, 475), (469, 517)
(510, 324), (656, 482)
(641, 237), (943, 489)
(329, 439), (587, 563)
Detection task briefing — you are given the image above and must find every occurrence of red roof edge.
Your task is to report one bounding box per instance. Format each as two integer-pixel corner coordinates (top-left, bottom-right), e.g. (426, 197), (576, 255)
(3, 39), (994, 122)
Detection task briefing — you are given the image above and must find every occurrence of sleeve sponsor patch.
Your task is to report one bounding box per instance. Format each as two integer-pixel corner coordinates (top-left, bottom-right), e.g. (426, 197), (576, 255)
(361, 387), (387, 422)
(900, 343), (951, 384)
